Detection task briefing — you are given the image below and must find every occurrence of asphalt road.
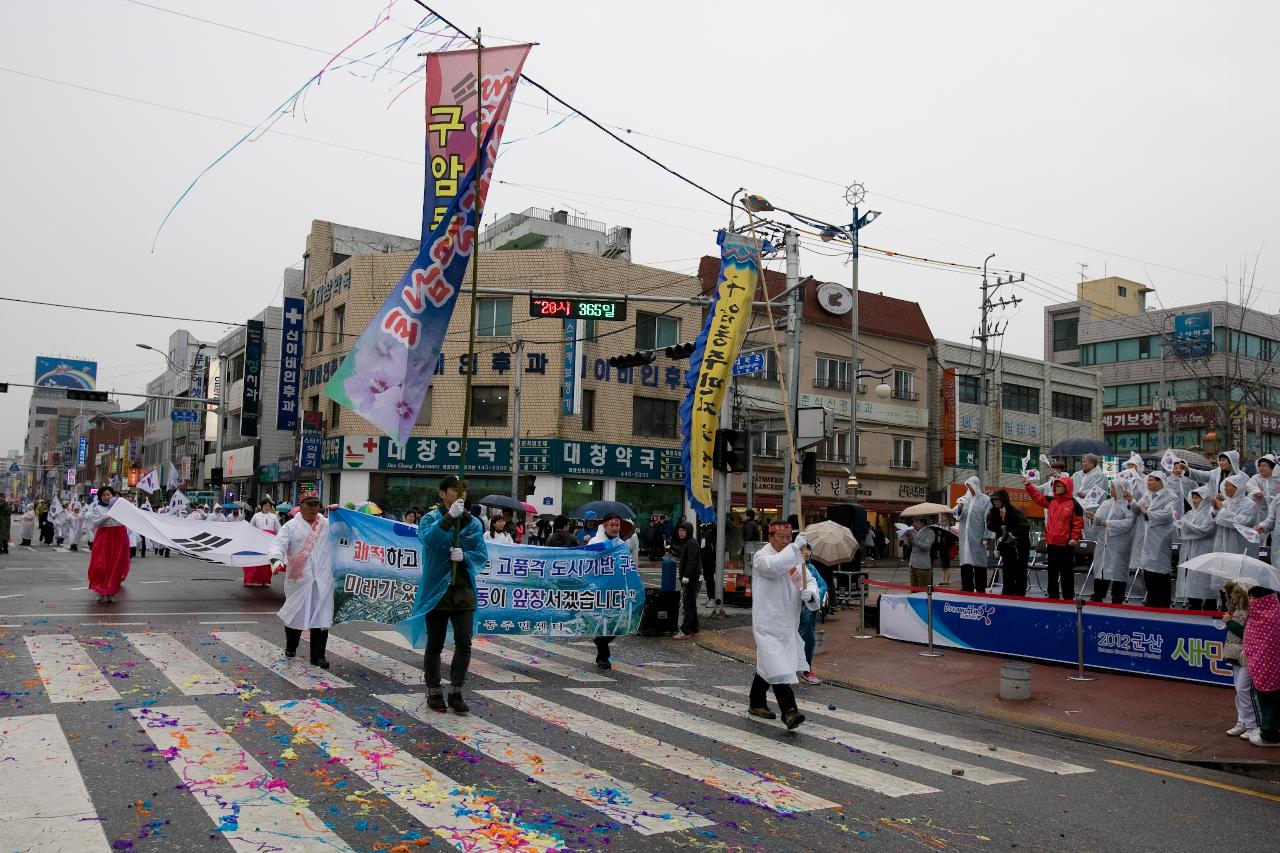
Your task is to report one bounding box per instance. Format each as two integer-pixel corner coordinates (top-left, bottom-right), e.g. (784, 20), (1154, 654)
(1, 544), (1277, 853)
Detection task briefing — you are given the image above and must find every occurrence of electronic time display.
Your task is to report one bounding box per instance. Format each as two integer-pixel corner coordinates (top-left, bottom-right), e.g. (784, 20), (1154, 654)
(528, 295), (628, 321)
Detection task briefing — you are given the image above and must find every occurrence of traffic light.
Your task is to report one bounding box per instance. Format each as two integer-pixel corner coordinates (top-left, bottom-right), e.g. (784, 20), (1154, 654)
(608, 350), (656, 369)
(210, 467), (224, 486)
(713, 429), (747, 473)
(800, 451), (818, 485)
(664, 342), (696, 359)
(67, 389), (109, 402)
(0, 383), (7, 393)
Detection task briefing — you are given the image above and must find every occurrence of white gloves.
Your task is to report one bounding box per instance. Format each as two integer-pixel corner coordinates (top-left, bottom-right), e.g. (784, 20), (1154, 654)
(801, 589), (818, 604)
(447, 499), (466, 518)
(449, 547), (464, 563)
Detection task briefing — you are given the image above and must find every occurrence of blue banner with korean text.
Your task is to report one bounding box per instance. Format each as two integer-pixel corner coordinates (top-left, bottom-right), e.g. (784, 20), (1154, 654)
(328, 509), (643, 635)
(277, 296), (304, 430)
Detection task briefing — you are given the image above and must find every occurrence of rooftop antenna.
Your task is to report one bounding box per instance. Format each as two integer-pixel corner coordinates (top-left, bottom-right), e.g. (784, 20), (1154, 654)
(1077, 262), (1088, 285)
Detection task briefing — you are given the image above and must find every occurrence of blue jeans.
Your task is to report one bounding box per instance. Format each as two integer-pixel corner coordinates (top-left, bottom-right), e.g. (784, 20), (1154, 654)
(798, 608), (817, 670)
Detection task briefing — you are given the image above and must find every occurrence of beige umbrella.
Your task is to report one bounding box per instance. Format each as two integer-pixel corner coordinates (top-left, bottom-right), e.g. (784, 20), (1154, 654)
(800, 520), (858, 565)
(899, 502), (953, 518)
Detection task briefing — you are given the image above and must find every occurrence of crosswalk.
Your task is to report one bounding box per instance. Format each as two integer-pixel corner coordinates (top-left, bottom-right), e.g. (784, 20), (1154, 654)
(2, 625), (1096, 851)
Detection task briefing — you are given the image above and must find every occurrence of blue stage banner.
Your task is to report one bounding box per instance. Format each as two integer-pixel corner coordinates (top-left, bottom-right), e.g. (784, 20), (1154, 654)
(879, 592), (1231, 687)
(328, 508), (643, 635)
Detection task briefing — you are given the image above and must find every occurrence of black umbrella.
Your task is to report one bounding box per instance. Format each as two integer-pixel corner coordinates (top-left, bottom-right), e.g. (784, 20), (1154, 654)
(477, 495), (525, 513)
(571, 499), (635, 520)
(1050, 437), (1109, 457)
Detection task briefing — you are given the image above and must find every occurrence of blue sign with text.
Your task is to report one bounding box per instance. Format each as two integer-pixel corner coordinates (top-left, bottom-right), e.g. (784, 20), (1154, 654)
(1173, 310), (1213, 358)
(732, 351), (766, 376)
(169, 409), (199, 423)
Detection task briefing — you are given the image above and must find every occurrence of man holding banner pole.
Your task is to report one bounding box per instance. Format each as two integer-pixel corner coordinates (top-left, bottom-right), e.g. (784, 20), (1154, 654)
(268, 491), (334, 669)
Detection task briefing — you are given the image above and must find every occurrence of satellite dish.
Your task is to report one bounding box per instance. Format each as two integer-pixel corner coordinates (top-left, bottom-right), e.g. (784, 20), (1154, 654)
(817, 281), (853, 316)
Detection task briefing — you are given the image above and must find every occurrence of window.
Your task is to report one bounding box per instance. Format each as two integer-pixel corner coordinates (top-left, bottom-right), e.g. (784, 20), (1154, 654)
(477, 298), (512, 337)
(633, 396), (678, 438)
(226, 353), (245, 384)
(329, 399), (340, 428)
(1052, 317), (1079, 352)
(1117, 285), (1128, 297)
(753, 430), (781, 457)
(635, 311), (679, 350)
(1001, 383), (1040, 414)
(1001, 442), (1038, 474)
(581, 389), (595, 432)
(958, 437), (978, 468)
(761, 349), (780, 382)
(331, 306), (345, 348)
(891, 437), (914, 469)
(817, 430), (848, 462)
(814, 356), (851, 391)
(415, 389), (432, 426)
(307, 395), (320, 416)
(892, 369), (916, 400)
(469, 385), (508, 426)
(312, 317), (325, 355)
(958, 375), (980, 404)
(1052, 391), (1092, 421)
(35, 406), (57, 415)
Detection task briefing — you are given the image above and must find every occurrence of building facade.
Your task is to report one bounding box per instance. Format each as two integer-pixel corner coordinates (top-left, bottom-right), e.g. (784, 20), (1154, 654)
(1045, 276), (1280, 459)
(140, 329), (216, 484)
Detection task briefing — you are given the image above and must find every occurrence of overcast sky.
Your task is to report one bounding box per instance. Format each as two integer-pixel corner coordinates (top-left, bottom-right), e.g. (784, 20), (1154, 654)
(3, 0), (1277, 452)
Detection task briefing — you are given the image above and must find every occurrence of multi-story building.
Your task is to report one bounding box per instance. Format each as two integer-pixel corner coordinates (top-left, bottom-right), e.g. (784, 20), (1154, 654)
(24, 388), (118, 498)
(1045, 276), (1280, 458)
(300, 217), (698, 519)
(703, 258), (933, 533)
(480, 207), (632, 261)
(140, 329), (216, 484)
(69, 407), (145, 493)
(928, 339), (1104, 531)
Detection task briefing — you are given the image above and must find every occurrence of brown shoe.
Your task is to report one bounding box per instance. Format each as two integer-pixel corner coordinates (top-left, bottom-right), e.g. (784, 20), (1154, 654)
(748, 706), (776, 720)
(447, 692), (469, 714)
(427, 693), (447, 713)
(782, 709), (806, 731)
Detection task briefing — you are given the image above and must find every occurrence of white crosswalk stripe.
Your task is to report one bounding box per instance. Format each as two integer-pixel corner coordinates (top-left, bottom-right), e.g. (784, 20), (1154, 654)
(213, 631), (353, 690)
(711, 685), (1093, 775)
(474, 637), (615, 682)
(0, 713), (112, 851)
(380, 692), (714, 835)
(648, 686), (1024, 785)
(23, 633), (120, 703)
(363, 629), (538, 683)
(565, 687), (939, 797)
(124, 632), (239, 696)
(503, 635), (687, 680)
(131, 704), (357, 851)
(263, 697), (566, 851)
(304, 634), (424, 685)
(479, 689), (838, 814)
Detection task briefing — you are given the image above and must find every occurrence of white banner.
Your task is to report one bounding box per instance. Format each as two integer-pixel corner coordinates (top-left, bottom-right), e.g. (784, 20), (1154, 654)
(106, 499), (274, 567)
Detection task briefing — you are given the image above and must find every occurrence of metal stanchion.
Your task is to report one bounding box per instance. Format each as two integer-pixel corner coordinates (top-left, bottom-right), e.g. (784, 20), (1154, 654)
(853, 570), (873, 639)
(1067, 597), (1096, 682)
(918, 583), (943, 658)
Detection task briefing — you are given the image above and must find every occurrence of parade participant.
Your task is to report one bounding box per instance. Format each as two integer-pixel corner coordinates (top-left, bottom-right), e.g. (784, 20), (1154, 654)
(19, 503), (35, 546)
(1243, 585), (1280, 746)
(397, 475), (487, 714)
(86, 486), (130, 604)
(1189, 450), (1241, 498)
(951, 476), (992, 592)
(403, 508), (422, 526)
(1250, 455), (1280, 502)
(67, 499), (85, 552)
(577, 510), (599, 545)
(1131, 471), (1179, 608)
(1090, 480), (1136, 603)
(748, 521), (817, 730)
(1213, 474), (1257, 555)
(987, 489), (1030, 596)
(1166, 460), (1196, 510)
(0, 500), (10, 554)
(1025, 473), (1082, 600)
(190, 504), (208, 521)
(1179, 487), (1219, 610)
(486, 515), (514, 544)
(676, 522), (701, 639)
(52, 499), (68, 546)
(242, 498), (280, 587)
(267, 491), (334, 669)
(546, 514), (577, 548)
(589, 512), (629, 669)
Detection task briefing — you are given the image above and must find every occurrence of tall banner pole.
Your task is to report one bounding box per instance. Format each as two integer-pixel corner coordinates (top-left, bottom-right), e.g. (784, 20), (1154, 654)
(458, 28), (483, 480)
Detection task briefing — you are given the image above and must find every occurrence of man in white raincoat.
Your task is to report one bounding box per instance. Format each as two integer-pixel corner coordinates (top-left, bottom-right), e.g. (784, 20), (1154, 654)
(1089, 480), (1136, 603)
(749, 521), (819, 730)
(267, 491), (334, 669)
(951, 476), (992, 592)
(1131, 471), (1179, 608)
(1189, 450), (1240, 498)
(1073, 454), (1109, 541)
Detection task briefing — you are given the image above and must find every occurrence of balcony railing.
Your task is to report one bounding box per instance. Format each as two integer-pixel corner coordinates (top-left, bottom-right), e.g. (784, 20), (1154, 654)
(889, 459), (921, 470)
(855, 456), (868, 466)
(813, 377), (851, 391)
(892, 389), (920, 401)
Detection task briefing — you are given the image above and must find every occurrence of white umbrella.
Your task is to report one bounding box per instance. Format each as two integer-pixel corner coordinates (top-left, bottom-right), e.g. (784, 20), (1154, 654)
(800, 520), (858, 565)
(899, 502), (953, 519)
(1180, 552), (1280, 590)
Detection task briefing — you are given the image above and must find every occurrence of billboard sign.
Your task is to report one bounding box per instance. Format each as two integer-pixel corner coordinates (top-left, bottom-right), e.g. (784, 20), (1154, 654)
(1172, 310), (1213, 358)
(276, 297), (304, 431)
(241, 320), (264, 437)
(34, 357), (97, 390)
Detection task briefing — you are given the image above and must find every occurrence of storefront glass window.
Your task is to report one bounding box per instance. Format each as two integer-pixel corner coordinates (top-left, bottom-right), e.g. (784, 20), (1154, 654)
(613, 482), (683, 523)
(562, 478), (603, 515)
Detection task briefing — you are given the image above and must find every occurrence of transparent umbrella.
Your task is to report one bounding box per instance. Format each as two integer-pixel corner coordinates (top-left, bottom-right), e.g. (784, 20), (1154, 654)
(1180, 552), (1280, 590)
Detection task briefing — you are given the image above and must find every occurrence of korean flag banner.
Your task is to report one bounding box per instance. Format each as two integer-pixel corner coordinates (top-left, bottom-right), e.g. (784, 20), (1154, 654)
(324, 44), (531, 445)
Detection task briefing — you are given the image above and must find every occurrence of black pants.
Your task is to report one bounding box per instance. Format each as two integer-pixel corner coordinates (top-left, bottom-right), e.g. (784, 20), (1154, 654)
(1001, 546), (1029, 597)
(702, 561), (718, 604)
(1091, 580), (1127, 604)
(1143, 571), (1172, 608)
(594, 635), (614, 664)
(749, 674), (797, 714)
(1185, 597), (1212, 612)
(680, 578), (700, 635)
(424, 609), (473, 690)
(1046, 545), (1075, 599)
(284, 627), (328, 662)
(960, 564), (987, 593)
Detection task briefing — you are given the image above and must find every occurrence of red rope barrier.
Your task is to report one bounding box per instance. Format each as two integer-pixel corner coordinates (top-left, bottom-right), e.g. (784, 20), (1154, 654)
(866, 579), (1223, 617)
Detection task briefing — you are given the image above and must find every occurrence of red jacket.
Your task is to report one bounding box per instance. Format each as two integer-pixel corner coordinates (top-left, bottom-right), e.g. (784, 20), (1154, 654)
(1025, 476), (1083, 547)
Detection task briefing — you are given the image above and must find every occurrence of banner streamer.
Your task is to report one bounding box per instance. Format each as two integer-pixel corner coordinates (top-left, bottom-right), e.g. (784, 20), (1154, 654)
(680, 231), (761, 521)
(324, 44), (531, 445)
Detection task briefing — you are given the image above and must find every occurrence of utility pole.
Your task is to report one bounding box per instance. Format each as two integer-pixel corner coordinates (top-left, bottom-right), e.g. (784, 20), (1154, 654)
(973, 257), (1023, 484)
(511, 336), (524, 504)
(782, 228), (801, 520)
(842, 185), (880, 490)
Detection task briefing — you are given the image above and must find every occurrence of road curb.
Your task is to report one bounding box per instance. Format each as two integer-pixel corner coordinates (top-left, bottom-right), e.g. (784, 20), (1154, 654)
(694, 629), (1280, 783)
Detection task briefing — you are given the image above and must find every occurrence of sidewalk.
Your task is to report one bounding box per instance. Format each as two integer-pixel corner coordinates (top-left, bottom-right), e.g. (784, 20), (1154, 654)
(695, 608), (1280, 781)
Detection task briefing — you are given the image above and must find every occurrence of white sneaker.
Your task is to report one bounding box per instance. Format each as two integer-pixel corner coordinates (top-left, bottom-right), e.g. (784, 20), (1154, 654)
(1247, 731), (1280, 747)
(1226, 722), (1247, 737)
(1241, 729), (1257, 740)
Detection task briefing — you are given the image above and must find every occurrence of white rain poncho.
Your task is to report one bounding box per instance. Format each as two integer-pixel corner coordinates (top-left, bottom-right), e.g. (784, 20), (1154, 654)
(751, 541), (819, 684)
(267, 513), (336, 631)
(1133, 471), (1180, 575)
(1093, 483), (1136, 583)
(951, 476), (991, 568)
(1212, 473), (1258, 554)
